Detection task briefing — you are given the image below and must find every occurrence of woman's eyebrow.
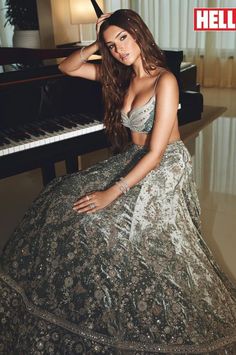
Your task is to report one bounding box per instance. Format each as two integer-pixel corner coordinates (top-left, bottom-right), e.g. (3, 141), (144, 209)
(105, 31), (126, 44)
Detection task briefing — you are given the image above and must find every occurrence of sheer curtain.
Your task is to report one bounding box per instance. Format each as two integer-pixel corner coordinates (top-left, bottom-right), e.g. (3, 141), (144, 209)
(130, 0), (236, 88)
(105, 0), (130, 11)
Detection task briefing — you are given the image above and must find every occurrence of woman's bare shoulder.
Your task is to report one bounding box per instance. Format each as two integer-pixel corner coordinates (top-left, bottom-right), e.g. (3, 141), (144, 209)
(159, 69), (177, 82)
(156, 69), (179, 93)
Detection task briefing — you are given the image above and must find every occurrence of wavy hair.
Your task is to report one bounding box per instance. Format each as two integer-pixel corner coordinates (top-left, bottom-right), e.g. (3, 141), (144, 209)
(98, 9), (168, 152)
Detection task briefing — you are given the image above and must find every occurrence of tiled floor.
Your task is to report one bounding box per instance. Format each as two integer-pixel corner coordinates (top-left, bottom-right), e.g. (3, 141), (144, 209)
(0, 87), (236, 282)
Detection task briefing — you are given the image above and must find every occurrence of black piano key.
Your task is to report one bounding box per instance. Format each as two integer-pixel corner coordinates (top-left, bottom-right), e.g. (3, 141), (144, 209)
(4, 136), (20, 143)
(27, 123), (46, 136)
(70, 113), (95, 125)
(55, 117), (77, 129)
(49, 119), (65, 130)
(3, 128), (31, 142)
(69, 118), (87, 126)
(43, 123), (62, 133)
(63, 114), (94, 126)
(13, 128), (31, 140)
(24, 127), (42, 137)
(34, 122), (53, 134)
(6, 127), (30, 140)
(80, 113), (97, 122)
(0, 138), (11, 146)
(30, 121), (58, 134)
(0, 133), (11, 145)
(2, 129), (20, 143)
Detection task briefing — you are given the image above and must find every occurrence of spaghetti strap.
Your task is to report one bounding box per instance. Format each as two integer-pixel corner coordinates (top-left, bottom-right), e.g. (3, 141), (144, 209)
(153, 68), (166, 94)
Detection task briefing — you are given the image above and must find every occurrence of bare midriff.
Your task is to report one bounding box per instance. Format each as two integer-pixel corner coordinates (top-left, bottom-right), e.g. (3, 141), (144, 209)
(131, 130), (181, 147)
(131, 131), (151, 146)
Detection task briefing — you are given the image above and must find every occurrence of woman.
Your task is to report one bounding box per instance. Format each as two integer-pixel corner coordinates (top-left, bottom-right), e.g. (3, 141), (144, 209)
(0, 9), (236, 354)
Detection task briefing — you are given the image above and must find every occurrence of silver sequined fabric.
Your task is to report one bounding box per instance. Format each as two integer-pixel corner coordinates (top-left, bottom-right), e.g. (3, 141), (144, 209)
(121, 96), (181, 133)
(0, 140), (236, 354)
(121, 95), (156, 132)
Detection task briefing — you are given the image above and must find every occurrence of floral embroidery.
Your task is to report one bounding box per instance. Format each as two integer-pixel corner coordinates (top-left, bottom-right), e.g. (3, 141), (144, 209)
(0, 141), (236, 353)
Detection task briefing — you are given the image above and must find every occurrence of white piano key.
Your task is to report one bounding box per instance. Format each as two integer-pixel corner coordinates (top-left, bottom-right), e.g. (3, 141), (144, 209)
(23, 143), (30, 151)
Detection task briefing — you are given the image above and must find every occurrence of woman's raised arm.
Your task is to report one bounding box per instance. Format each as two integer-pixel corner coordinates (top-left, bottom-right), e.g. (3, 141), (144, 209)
(58, 13), (112, 82)
(58, 41), (101, 81)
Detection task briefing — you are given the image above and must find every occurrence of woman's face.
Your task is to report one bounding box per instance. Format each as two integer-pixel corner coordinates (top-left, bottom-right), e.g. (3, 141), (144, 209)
(102, 25), (141, 66)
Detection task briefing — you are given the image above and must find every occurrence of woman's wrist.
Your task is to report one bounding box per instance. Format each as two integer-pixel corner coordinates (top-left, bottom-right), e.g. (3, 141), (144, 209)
(107, 184), (123, 199)
(115, 177), (130, 194)
(107, 177), (131, 199)
(79, 41), (99, 62)
(58, 41), (99, 73)
(89, 40), (99, 51)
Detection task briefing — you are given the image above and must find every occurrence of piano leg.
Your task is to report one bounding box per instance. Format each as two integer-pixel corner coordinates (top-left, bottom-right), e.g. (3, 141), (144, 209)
(65, 154), (79, 174)
(41, 162), (56, 186)
(40, 155), (78, 186)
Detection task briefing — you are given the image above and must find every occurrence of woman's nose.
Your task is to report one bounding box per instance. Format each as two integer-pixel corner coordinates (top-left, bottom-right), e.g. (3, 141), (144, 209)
(115, 43), (124, 53)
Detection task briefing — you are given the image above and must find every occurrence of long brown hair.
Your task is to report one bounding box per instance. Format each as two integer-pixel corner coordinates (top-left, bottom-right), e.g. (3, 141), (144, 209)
(98, 9), (168, 152)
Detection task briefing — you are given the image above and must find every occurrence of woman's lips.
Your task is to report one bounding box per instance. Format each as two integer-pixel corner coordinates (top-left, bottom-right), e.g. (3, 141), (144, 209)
(120, 54), (129, 61)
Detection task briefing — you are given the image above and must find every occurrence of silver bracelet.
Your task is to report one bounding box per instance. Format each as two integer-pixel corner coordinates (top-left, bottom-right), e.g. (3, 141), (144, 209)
(115, 177), (130, 194)
(80, 46), (87, 63)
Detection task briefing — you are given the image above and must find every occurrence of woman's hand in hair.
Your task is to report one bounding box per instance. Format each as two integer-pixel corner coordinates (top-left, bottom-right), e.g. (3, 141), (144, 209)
(96, 13), (112, 39)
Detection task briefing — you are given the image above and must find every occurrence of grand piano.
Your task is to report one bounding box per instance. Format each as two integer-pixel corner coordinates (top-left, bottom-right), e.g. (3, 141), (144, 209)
(0, 42), (203, 186)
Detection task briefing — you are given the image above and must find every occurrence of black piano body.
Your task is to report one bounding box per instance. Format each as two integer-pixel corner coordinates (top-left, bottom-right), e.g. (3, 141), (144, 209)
(0, 47), (203, 185)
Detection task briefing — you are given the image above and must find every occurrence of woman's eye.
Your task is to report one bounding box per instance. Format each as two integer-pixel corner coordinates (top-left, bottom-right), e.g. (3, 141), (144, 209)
(108, 44), (114, 50)
(120, 35), (127, 41)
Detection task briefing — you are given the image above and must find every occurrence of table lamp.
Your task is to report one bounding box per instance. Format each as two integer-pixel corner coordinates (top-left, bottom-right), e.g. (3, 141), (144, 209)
(69, 0), (104, 44)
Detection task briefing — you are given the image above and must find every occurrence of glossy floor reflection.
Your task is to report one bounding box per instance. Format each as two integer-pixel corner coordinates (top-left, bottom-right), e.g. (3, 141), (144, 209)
(0, 87), (235, 282)
(190, 116), (236, 282)
(189, 88), (236, 282)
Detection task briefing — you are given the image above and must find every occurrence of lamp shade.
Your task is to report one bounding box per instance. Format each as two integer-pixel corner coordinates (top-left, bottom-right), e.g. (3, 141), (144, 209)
(69, 0), (104, 24)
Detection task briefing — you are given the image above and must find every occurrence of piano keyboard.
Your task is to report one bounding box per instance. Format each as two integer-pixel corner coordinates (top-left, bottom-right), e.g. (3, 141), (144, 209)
(0, 113), (104, 157)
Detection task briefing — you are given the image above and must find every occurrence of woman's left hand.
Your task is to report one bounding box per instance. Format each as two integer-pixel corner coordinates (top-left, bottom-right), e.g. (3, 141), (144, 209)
(96, 13), (112, 38)
(73, 189), (117, 214)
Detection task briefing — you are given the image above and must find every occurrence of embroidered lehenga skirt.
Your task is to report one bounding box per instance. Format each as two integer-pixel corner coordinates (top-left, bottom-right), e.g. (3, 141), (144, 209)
(0, 140), (236, 354)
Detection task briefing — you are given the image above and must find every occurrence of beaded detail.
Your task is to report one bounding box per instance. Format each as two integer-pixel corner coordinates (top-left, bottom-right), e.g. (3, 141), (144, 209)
(121, 96), (181, 133)
(121, 95), (156, 133)
(1, 272), (236, 353)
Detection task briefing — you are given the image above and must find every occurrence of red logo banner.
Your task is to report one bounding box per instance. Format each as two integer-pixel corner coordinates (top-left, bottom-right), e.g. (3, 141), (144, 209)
(194, 8), (236, 31)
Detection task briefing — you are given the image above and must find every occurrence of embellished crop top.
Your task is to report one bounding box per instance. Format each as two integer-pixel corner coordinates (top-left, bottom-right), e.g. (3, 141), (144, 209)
(121, 71), (181, 133)
(121, 95), (157, 133)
